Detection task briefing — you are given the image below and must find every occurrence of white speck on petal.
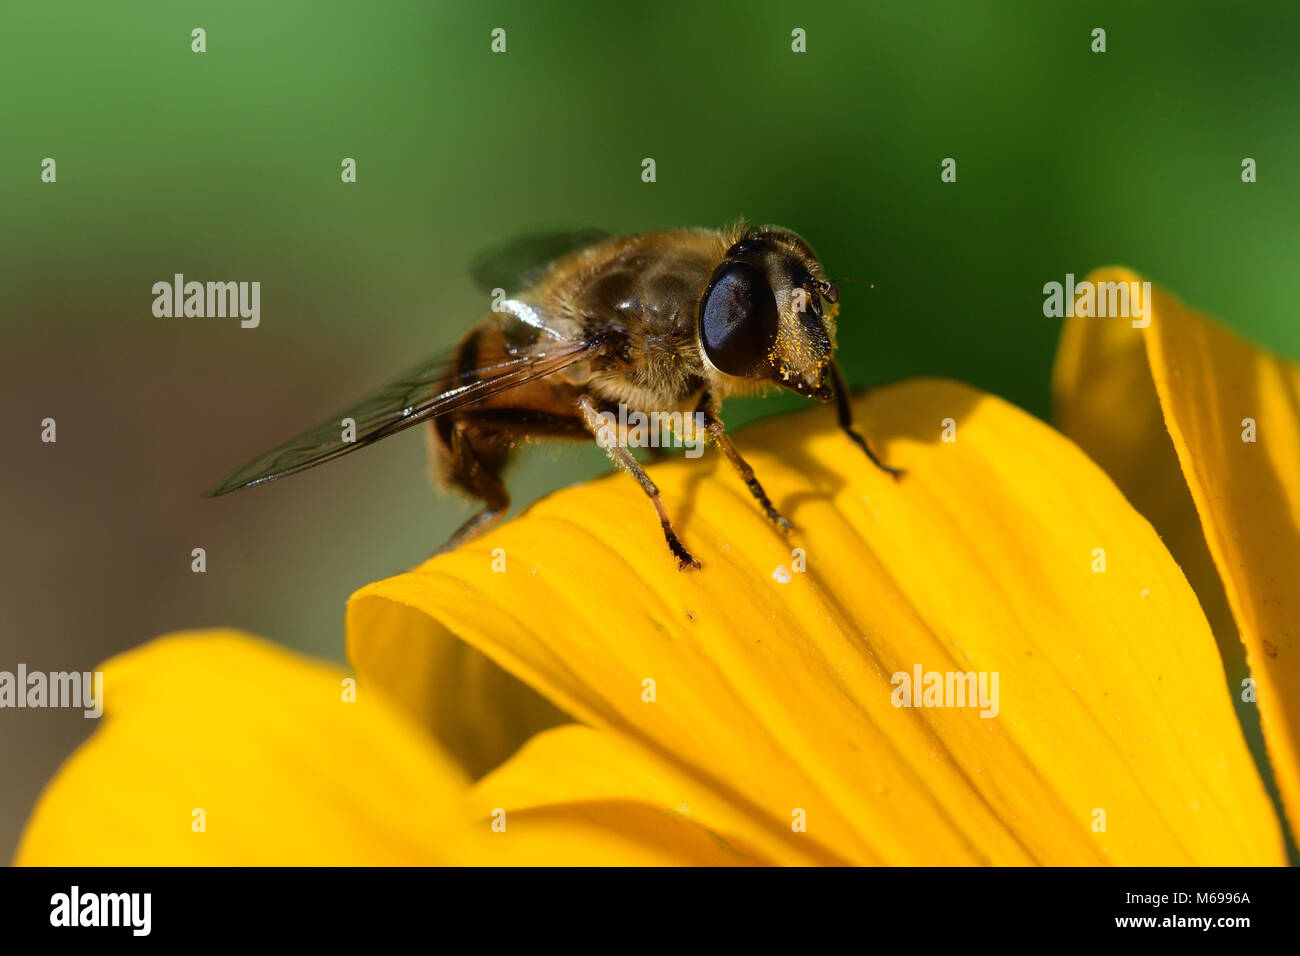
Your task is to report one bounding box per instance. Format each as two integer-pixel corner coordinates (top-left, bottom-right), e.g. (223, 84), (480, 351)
(772, 565), (792, 583)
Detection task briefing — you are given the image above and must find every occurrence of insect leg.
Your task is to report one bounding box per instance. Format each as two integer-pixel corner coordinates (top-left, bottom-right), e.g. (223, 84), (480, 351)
(436, 417), (512, 555)
(698, 395), (792, 533)
(829, 361), (903, 480)
(577, 395), (700, 571)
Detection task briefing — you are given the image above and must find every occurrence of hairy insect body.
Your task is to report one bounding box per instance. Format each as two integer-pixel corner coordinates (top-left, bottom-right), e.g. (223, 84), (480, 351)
(206, 222), (898, 569)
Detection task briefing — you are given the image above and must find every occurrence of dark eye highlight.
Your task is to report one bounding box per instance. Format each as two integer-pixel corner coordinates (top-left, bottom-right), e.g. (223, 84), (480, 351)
(698, 261), (779, 377)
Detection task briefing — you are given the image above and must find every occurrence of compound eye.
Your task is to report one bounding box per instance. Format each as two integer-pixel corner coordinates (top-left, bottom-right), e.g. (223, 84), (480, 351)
(698, 261), (779, 377)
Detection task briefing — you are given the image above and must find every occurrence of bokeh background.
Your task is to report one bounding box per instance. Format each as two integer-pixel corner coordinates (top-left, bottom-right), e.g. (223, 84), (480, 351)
(2, 0), (1298, 860)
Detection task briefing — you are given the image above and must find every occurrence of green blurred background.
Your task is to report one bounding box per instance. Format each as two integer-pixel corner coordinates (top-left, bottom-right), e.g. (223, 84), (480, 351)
(2, 0), (1297, 859)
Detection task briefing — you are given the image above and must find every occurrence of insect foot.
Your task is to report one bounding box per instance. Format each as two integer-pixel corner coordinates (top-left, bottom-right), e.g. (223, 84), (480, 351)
(665, 529), (701, 571)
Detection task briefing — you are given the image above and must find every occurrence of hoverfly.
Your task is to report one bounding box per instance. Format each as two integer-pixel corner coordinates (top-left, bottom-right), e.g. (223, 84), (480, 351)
(204, 222), (900, 569)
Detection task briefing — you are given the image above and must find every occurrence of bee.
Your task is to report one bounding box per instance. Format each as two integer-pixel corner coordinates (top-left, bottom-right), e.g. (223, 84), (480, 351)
(204, 222), (900, 569)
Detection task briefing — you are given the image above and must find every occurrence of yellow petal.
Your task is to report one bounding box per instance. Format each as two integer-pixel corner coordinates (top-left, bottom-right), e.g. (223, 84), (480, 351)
(349, 380), (1284, 865)
(469, 725), (770, 865)
(15, 631), (475, 865)
(17, 631), (717, 866)
(1056, 267), (1300, 836)
(1053, 287), (1240, 668)
(351, 602), (568, 778)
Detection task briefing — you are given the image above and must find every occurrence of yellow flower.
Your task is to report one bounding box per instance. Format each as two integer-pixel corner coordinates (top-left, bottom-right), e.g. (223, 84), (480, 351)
(1054, 267), (1300, 846)
(16, 271), (1298, 865)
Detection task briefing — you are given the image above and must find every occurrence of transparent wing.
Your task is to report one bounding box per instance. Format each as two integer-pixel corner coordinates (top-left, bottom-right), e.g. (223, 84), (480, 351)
(468, 228), (610, 293)
(203, 335), (596, 497)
